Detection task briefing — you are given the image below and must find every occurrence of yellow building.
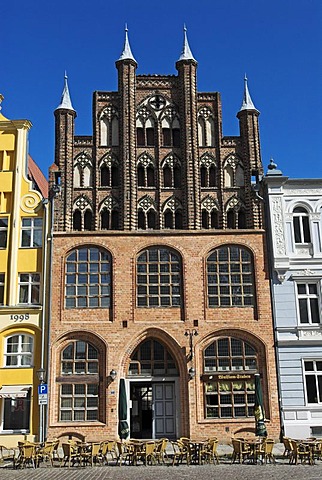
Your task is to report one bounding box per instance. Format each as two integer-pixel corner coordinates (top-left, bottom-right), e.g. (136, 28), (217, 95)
(0, 95), (48, 447)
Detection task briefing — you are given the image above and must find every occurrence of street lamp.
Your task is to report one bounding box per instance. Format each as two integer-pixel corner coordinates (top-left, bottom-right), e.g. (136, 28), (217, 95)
(37, 368), (46, 384)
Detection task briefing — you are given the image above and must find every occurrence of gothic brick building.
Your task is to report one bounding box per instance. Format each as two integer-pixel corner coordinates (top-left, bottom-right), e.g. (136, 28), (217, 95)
(47, 28), (280, 442)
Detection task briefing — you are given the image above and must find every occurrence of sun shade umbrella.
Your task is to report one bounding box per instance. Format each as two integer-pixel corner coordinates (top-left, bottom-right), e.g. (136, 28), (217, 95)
(254, 373), (267, 437)
(118, 378), (130, 440)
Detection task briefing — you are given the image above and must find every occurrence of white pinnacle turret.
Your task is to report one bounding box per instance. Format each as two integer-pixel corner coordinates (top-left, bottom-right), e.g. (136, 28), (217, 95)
(178, 24), (196, 62)
(56, 72), (75, 111)
(118, 24), (137, 63)
(239, 74), (259, 113)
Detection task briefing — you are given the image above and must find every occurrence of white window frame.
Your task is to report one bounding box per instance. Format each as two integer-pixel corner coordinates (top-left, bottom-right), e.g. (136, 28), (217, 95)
(18, 273), (41, 305)
(20, 217), (43, 248)
(4, 333), (34, 367)
(296, 282), (321, 324)
(293, 208), (311, 244)
(303, 359), (322, 405)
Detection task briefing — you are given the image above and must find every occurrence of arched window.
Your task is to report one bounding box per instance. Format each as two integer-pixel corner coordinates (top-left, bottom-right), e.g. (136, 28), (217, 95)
(99, 197), (119, 230)
(198, 108), (215, 147)
(100, 154), (119, 187)
(73, 210), (82, 231)
(227, 210), (236, 229)
(100, 106), (119, 146)
(224, 155), (244, 188)
(137, 247), (182, 307)
(202, 209), (219, 229)
(60, 340), (99, 421)
(162, 154), (181, 189)
(200, 154), (217, 188)
(84, 210), (92, 231)
(128, 339), (178, 376)
(163, 197), (183, 229)
(136, 112), (155, 147)
(65, 247), (111, 309)
(5, 334), (33, 367)
(293, 207), (311, 243)
(161, 116), (180, 148)
(207, 245), (254, 307)
(73, 153), (93, 188)
(137, 196), (157, 230)
(203, 337), (258, 418)
(137, 153), (155, 188)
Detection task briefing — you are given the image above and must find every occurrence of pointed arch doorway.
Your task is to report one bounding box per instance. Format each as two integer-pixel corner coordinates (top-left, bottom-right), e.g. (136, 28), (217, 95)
(127, 338), (180, 439)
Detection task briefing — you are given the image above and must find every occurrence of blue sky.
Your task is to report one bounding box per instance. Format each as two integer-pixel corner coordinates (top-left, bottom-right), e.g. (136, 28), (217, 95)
(2, 0), (322, 180)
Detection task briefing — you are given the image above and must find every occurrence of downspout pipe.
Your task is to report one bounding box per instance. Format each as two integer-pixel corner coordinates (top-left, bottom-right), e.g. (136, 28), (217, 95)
(45, 184), (60, 439)
(39, 198), (49, 442)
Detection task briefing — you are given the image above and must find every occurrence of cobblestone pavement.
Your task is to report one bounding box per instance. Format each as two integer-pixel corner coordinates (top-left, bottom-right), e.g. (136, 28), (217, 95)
(1, 463), (322, 480)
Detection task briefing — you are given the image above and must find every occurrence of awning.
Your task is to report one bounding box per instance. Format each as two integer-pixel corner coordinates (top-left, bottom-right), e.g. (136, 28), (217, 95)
(0, 385), (31, 398)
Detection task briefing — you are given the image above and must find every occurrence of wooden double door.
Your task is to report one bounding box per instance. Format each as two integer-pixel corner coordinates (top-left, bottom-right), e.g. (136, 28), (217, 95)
(130, 382), (176, 439)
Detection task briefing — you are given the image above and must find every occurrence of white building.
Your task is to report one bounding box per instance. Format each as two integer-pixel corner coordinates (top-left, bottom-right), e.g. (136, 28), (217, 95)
(265, 161), (322, 439)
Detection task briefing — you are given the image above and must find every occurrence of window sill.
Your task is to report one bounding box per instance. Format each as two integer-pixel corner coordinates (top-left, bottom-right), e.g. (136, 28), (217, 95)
(50, 421), (105, 428)
(0, 430), (30, 435)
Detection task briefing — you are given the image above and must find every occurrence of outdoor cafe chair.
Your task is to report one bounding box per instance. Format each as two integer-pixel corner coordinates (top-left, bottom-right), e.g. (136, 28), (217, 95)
(290, 440), (312, 465)
(231, 438), (251, 464)
(37, 440), (59, 467)
(15, 443), (38, 469)
(115, 441), (135, 466)
(61, 442), (81, 468)
(282, 437), (293, 458)
(169, 440), (190, 466)
(154, 438), (168, 464)
(257, 439), (276, 464)
(100, 440), (117, 465)
(137, 441), (157, 466)
(0, 445), (16, 466)
(202, 438), (220, 464)
(80, 442), (102, 467)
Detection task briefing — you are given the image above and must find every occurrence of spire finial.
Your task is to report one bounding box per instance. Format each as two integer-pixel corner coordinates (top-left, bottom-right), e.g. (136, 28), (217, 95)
(55, 71), (75, 111)
(178, 24), (196, 62)
(266, 157), (283, 176)
(239, 75), (259, 113)
(117, 24), (137, 63)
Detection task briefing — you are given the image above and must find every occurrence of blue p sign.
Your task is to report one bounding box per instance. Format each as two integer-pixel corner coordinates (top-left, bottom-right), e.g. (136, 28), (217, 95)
(38, 384), (48, 395)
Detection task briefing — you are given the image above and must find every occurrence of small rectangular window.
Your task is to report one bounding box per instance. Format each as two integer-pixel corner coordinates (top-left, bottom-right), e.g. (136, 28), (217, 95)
(304, 360), (322, 404)
(21, 218), (43, 248)
(0, 217), (8, 248)
(18, 273), (41, 304)
(3, 393), (31, 431)
(297, 283), (320, 324)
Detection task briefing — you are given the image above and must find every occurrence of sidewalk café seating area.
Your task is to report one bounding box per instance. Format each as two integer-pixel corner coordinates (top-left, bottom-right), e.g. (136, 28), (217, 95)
(0, 436), (321, 469)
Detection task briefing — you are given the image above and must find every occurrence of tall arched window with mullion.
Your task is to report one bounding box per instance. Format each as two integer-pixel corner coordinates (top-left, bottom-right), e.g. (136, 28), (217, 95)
(137, 247), (182, 307)
(293, 207), (311, 244)
(207, 245), (254, 307)
(65, 247), (111, 309)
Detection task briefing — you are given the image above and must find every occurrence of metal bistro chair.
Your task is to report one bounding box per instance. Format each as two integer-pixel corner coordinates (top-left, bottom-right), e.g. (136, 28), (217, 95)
(282, 437), (293, 459)
(100, 440), (117, 465)
(203, 438), (220, 464)
(290, 440), (312, 465)
(169, 440), (190, 466)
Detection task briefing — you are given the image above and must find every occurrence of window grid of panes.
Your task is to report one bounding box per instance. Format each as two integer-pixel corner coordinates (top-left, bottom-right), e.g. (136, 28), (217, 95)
(18, 273), (40, 304)
(61, 341), (99, 375)
(128, 339), (178, 376)
(60, 384), (99, 421)
(297, 283), (320, 324)
(65, 247), (111, 309)
(207, 246), (254, 307)
(5, 334), (33, 367)
(21, 218), (43, 247)
(205, 379), (255, 419)
(204, 337), (258, 418)
(304, 360), (322, 404)
(137, 248), (181, 307)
